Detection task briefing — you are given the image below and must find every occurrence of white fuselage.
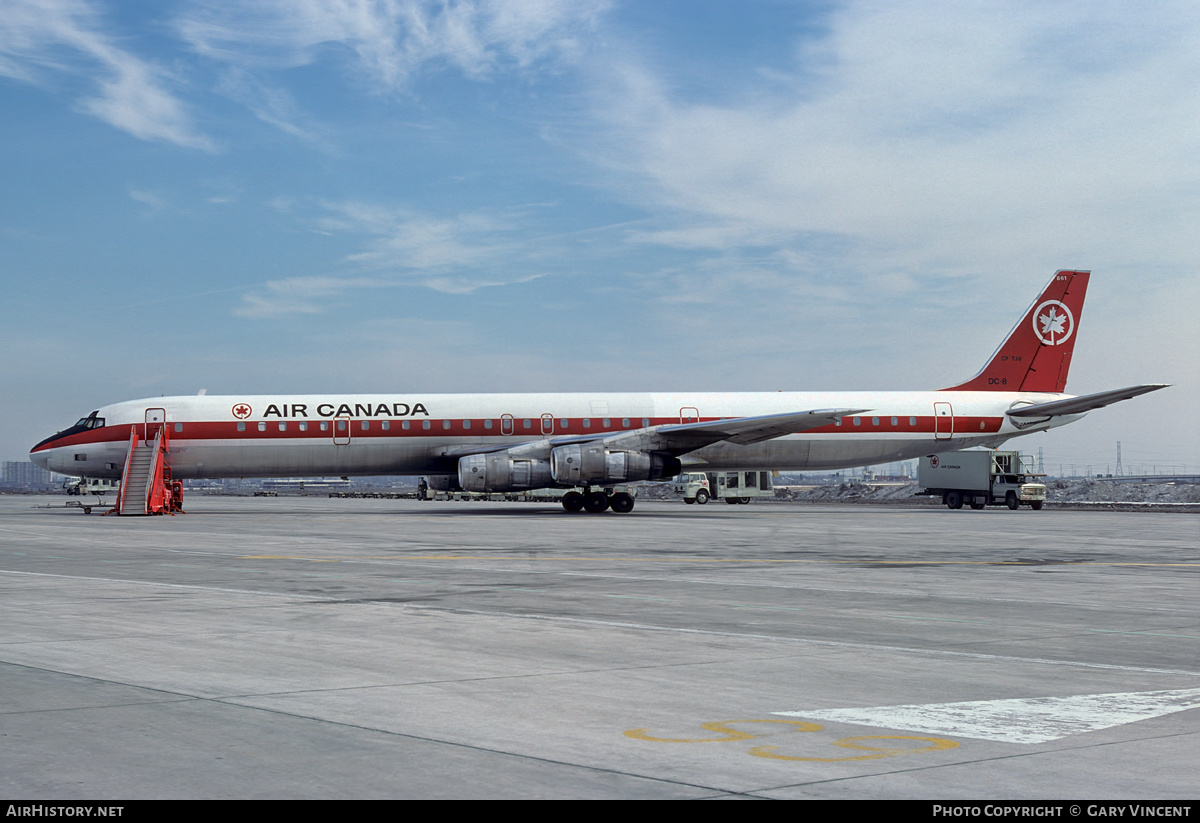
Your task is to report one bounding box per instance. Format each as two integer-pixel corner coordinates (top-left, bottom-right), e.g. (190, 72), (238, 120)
(31, 390), (1074, 480)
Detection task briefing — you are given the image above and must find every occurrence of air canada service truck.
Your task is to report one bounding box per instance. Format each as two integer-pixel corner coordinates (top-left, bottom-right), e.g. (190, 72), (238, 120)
(919, 450), (1046, 511)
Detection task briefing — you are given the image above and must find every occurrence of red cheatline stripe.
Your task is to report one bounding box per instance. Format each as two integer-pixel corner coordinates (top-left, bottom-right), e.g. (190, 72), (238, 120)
(31, 414), (1003, 451)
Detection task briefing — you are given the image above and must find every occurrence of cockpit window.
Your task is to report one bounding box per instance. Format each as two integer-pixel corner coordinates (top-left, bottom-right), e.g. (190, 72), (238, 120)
(73, 412), (105, 429)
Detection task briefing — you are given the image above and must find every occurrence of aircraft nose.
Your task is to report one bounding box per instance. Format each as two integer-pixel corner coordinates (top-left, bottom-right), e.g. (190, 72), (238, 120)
(29, 448), (51, 471)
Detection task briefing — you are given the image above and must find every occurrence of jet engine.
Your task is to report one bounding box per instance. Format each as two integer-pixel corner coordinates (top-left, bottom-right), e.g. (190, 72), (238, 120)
(458, 452), (553, 493)
(550, 444), (681, 485)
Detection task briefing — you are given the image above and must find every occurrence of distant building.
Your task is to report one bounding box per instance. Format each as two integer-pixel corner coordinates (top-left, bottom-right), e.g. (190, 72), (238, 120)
(2, 461), (55, 488)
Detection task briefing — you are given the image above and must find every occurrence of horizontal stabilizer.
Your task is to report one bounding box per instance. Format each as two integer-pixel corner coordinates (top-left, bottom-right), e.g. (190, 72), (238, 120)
(1007, 384), (1169, 418)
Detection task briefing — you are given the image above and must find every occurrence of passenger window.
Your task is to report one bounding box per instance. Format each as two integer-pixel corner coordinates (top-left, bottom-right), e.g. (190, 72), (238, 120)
(422, 420), (431, 430)
(622, 418), (630, 427)
(523, 419), (532, 429)
(238, 422), (246, 431)
(174, 423), (182, 432)
(320, 422), (329, 431)
(583, 419), (591, 428)
(484, 419), (492, 430)
(642, 418), (650, 427)
(891, 417), (898, 426)
(299, 422), (308, 431)
(909, 417), (917, 426)
(258, 422), (267, 431)
(853, 417), (861, 426)
(444, 420), (451, 430)
(603, 418), (611, 428)
(463, 420), (471, 430)
(402, 420), (410, 430)
(381, 421), (389, 431)
(872, 417), (880, 426)
(361, 421), (369, 431)
(279, 422), (287, 431)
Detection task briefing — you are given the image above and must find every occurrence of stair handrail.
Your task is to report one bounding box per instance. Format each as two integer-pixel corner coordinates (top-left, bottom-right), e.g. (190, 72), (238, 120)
(113, 428), (141, 514)
(145, 426), (167, 514)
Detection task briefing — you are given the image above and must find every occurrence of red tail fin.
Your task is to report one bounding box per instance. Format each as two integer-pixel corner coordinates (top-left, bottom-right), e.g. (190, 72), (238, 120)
(942, 270), (1090, 393)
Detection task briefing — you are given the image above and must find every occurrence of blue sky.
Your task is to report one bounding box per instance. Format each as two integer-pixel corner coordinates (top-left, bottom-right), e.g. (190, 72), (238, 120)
(2, 0), (1196, 474)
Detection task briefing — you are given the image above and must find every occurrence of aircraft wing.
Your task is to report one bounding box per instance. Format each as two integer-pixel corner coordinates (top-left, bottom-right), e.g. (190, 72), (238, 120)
(439, 408), (867, 461)
(1007, 384), (1169, 418)
(597, 408), (870, 454)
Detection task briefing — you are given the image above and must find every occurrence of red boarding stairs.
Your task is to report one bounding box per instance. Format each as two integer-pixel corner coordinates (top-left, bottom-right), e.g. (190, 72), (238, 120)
(109, 410), (184, 516)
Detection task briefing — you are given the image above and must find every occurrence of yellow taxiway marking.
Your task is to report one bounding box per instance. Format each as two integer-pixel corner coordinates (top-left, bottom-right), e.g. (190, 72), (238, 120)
(625, 719), (821, 743)
(625, 719), (959, 763)
(748, 735), (960, 762)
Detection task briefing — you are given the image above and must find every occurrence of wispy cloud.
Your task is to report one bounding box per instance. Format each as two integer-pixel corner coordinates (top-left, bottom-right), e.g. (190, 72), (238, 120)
(320, 200), (551, 293)
(233, 275), (379, 318)
(127, 188), (166, 212)
(177, 0), (610, 93)
(592, 1), (1200, 278)
(214, 67), (330, 147)
(234, 200), (551, 316)
(0, 0), (214, 150)
(328, 202), (511, 270)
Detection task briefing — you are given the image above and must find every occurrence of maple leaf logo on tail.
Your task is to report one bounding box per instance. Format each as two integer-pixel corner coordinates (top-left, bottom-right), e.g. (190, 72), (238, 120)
(1032, 300), (1074, 346)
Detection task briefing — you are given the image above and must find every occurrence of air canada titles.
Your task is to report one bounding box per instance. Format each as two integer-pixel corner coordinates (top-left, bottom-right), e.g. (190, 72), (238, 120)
(256, 402), (430, 419)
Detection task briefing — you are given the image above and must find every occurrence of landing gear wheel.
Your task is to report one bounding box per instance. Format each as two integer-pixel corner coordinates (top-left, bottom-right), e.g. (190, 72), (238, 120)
(946, 491), (963, 510)
(610, 492), (635, 513)
(583, 491), (610, 513)
(1006, 491), (1019, 510)
(694, 489), (709, 505)
(562, 491), (584, 512)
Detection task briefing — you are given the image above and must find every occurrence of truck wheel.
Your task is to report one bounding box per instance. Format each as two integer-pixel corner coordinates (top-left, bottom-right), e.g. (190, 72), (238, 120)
(1031, 501), (1044, 511)
(970, 500), (985, 510)
(725, 497), (740, 504)
(684, 498), (695, 504)
(1006, 491), (1019, 510)
(695, 489), (709, 505)
(946, 491), (963, 510)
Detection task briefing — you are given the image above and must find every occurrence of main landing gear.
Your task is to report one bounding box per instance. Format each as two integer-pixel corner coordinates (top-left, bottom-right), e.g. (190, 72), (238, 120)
(561, 489), (636, 514)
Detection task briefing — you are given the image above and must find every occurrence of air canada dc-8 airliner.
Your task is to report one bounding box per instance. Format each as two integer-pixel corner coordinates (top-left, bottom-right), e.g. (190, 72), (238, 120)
(31, 270), (1166, 513)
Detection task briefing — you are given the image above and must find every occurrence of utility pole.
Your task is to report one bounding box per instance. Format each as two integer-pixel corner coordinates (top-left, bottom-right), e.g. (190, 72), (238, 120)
(1116, 441), (1123, 476)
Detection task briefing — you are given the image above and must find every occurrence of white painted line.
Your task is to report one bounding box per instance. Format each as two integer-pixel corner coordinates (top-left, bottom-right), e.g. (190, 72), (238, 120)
(774, 688), (1200, 744)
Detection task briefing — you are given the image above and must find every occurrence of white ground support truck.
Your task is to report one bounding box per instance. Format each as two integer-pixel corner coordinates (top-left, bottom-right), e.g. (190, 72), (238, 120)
(918, 450), (1046, 511)
(675, 471), (775, 504)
